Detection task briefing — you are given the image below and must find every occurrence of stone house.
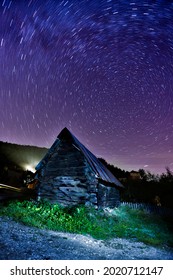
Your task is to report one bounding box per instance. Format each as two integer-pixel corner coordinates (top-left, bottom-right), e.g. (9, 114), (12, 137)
(35, 128), (123, 208)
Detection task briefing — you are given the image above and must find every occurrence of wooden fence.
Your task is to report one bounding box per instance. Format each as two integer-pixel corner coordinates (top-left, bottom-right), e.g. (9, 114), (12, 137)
(120, 201), (173, 219)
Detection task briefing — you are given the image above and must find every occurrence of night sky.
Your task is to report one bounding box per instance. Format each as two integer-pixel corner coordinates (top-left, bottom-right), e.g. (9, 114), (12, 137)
(0, 0), (173, 174)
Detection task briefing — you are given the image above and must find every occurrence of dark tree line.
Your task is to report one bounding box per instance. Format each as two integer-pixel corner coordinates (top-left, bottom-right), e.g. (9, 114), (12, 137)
(99, 158), (173, 209)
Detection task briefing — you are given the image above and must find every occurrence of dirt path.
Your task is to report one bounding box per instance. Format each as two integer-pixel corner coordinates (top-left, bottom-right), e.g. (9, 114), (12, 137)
(0, 216), (173, 260)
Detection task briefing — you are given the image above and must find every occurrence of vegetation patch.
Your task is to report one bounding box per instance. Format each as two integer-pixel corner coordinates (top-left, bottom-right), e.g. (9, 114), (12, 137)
(0, 200), (172, 247)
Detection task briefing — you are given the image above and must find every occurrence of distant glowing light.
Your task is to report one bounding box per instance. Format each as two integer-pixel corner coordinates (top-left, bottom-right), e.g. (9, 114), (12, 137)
(23, 164), (36, 173)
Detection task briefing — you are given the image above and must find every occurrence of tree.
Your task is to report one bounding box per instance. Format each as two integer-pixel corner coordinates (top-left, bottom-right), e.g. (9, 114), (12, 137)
(138, 169), (147, 181)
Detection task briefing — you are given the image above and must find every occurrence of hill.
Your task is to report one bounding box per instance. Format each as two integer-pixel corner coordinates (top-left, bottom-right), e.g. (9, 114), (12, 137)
(0, 141), (47, 172)
(0, 141), (47, 186)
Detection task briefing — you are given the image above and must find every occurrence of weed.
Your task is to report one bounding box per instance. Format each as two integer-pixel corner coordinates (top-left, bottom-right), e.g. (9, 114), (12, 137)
(0, 200), (172, 247)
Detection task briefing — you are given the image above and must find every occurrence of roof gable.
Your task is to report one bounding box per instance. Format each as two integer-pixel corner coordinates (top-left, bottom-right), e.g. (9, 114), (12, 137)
(36, 127), (123, 188)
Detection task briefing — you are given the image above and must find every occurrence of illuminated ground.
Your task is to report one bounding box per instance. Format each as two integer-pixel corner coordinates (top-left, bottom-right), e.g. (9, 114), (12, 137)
(0, 216), (173, 260)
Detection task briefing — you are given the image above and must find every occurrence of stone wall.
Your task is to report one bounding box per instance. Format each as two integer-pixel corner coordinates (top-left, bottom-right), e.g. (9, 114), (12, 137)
(37, 140), (120, 208)
(97, 183), (120, 208)
(37, 141), (98, 206)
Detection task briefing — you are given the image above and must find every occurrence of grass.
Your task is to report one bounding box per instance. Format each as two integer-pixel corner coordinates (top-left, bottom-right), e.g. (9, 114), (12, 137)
(0, 199), (173, 247)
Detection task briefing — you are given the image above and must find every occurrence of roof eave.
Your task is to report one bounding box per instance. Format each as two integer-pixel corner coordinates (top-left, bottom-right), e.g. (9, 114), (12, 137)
(97, 177), (124, 188)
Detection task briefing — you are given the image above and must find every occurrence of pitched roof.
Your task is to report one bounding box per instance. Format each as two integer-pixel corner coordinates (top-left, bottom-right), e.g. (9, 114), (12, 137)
(36, 127), (123, 188)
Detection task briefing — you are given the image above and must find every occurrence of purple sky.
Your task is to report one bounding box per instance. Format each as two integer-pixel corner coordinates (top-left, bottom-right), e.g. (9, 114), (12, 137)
(0, 0), (173, 174)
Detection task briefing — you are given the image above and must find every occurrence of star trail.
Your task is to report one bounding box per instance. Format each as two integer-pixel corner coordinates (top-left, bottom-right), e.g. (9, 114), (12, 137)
(0, 0), (173, 174)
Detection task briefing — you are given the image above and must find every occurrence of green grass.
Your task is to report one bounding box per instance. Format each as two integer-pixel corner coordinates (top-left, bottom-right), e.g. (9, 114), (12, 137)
(0, 200), (173, 247)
